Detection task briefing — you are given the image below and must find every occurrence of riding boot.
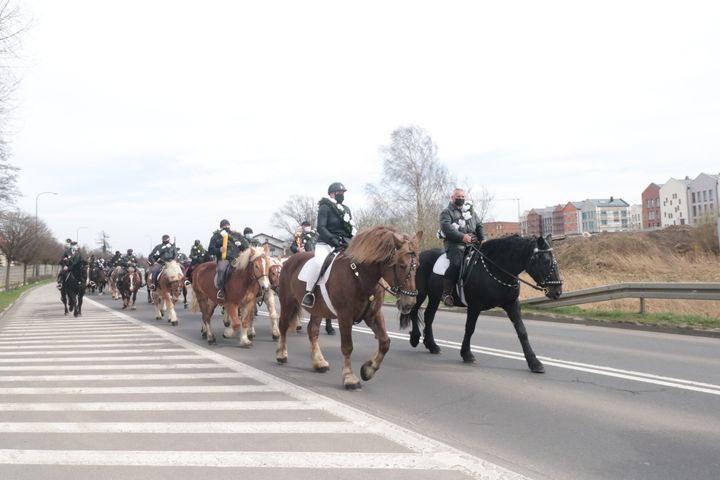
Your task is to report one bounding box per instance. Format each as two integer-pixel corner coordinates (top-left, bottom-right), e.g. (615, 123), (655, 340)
(442, 278), (455, 307)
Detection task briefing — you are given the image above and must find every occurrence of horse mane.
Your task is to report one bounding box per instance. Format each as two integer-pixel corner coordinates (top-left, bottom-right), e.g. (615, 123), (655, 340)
(163, 260), (183, 281)
(232, 247), (265, 270)
(480, 234), (535, 258)
(345, 225), (406, 265)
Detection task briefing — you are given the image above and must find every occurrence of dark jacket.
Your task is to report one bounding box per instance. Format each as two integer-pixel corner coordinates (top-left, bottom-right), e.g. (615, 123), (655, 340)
(291, 229), (317, 253)
(439, 202), (484, 251)
(108, 253), (122, 268)
(317, 199), (353, 247)
(189, 244), (207, 263)
(120, 254), (138, 268)
(208, 229), (248, 261)
(149, 242), (177, 264)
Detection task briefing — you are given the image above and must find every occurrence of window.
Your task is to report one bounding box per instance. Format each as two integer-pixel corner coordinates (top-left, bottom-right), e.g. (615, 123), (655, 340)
(710, 190), (714, 201)
(693, 205), (697, 216)
(703, 191), (708, 202)
(692, 192), (696, 202)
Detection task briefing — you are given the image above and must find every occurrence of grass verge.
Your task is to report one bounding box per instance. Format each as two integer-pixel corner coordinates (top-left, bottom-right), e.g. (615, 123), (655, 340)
(524, 305), (720, 331)
(0, 279), (53, 315)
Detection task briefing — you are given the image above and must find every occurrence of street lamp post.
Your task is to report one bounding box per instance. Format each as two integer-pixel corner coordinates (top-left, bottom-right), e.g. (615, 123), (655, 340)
(34, 191), (58, 277)
(76, 226), (88, 244)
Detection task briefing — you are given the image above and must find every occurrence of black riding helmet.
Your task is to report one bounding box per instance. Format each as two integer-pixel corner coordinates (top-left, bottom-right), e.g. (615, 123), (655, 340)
(327, 182), (347, 195)
(127, 249), (133, 254)
(243, 227), (253, 235)
(162, 234), (170, 242)
(220, 219), (230, 228)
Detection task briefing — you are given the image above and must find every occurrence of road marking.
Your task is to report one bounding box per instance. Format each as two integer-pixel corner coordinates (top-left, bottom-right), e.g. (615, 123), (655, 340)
(335, 319), (720, 396)
(0, 385), (278, 395)
(0, 342), (174, 350)
(0, 422), (364, 434)
(0, 363), (224, 372)
(0, 347), (186, 356)
(0, 401), (314, 411)
(0, 373), (242, 381)
(0, 354), (202, 363)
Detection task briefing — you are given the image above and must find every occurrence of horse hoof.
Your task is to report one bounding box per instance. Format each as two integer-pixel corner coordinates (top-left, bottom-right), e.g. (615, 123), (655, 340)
(239, 342), (253, 349)
(530, 361), (545, 374)
(171, 321), (178, 327)
(325, 326), (335, 335)
(208, 338), (217, 345)
(360, 362), (374, 381)
(122, 306), (127, 310)
(131, 306), (136, 310)
(272, 334), (280, 341)
(314, 365), (330, 373)
(276, 356), (288, 364)
(64, 312), (68, 316)
(461, 351), (476, 363)
(183, 304), (188, 309)
(409, 332), (420, 348)
(345, 382), (362, 390)
(201, 332), (207, 339)
(155, 317), (162, 321)
(423, 340), (441, 354)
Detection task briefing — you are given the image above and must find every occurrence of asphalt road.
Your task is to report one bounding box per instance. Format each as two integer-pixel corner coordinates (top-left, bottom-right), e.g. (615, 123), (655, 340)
(3, 284), (719, 479)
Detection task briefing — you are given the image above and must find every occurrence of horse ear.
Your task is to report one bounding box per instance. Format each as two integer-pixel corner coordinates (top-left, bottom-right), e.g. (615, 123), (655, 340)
(393, 233), (405, 248)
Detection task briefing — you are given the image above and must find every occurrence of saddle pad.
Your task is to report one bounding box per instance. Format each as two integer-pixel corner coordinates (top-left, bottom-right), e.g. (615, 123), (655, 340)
(297, 244), (337, 287)
(432, 254), (449, 276)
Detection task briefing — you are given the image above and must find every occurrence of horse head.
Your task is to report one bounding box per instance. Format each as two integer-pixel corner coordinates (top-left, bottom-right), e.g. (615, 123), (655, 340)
(163, 260), (184, 301)
(251, 245), (271, 292)
(382, 230), (423, 314)
(268, 257), (282, 292)
(525, 235), (563, 300)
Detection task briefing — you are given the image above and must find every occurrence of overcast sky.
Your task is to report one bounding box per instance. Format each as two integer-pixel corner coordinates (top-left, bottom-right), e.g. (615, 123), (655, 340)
(10, 0), (720, 255)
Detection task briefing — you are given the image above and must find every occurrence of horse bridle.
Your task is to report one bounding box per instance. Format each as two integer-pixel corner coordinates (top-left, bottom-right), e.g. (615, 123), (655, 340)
(354, 245), (419, 298)
(474, 243), (563, 293)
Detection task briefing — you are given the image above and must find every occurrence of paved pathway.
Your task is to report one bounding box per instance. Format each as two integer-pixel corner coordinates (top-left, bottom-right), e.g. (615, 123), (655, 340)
(0, 285), (529, 480)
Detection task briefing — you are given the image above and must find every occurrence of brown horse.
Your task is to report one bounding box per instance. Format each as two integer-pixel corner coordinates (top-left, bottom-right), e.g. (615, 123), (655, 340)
(276, 225), (422, 389)
(109, 266), (123, 300)
(190, 245), (271, 347)
(118, 266), (141, 310)
(151, 260), (185, 326)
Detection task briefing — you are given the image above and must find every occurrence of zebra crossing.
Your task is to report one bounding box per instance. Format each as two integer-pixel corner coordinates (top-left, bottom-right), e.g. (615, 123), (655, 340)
(0, 284), (529, 480)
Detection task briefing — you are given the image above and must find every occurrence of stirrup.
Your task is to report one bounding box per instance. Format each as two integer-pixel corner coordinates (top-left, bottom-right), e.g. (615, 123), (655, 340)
(301, 291), (315, 307)
(184, 280), (191, 286)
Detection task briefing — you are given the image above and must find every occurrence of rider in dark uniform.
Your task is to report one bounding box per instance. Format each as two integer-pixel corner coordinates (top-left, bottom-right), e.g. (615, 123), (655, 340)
(108, 251), (122, 268)
(185, 240), (207, 286)
(56, 238), (74, 289)
(302, 182), (355, 307)
(119, 249), (138, 283)
(147, 234), (178, 290)
(439, 188), (484, 306)
(208, 219), (249, 300)
(243, 227), (261, 247)
(290, 221), (317, 253)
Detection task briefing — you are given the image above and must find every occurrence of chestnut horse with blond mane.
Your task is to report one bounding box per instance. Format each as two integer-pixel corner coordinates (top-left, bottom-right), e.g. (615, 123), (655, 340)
(150, 260), (185, 326)
(191, 245), (271, 347)
(276, 225), (422, 389)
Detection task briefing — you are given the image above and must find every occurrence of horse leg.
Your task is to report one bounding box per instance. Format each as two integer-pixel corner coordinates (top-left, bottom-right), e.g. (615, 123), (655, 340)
(238, 300), (254, 348)
(276, 301), (297, 364)
(183, 286), (188, 309)
(404, 294), (423, 347)
(266, 294), (280, 340)
(229, 301), (252, 348)
(131, 290), (137, 310)
(61, 291), (68, 316)
(460, 303), (482, 363)
(360, 310), (391, 384)
(325, 318), (335, 335)
(338, 317), (360, 389)
(308, 315), (329, 373)
(501, 301), (544, 373)
(203, 301), (218, 345)
(222, 308), (235, 339)
(153, 293), (163, 320)
(75, 293), (83, 317)
(422, 295), (441, 354)
(167, 293), (178, 326)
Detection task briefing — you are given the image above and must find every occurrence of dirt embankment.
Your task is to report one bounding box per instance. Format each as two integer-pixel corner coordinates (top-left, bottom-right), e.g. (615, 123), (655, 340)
(520, 225), (720, 318)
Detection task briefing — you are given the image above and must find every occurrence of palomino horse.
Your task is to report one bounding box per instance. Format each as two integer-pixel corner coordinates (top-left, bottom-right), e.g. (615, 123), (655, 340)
(241, 255), (282, 341)
(277, 226), (422, 389)
(191, 246), (271, 347)
(118, 266), (141, 310)
(400, 235), (563, 372)
(60, 260), (88, 317)
(109, 266), (123, 300)
(151, 260), (184, 326)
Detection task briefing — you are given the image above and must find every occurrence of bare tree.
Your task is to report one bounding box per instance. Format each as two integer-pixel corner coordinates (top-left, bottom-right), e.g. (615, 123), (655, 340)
(365, 126), (455, 248)
(0, 210), (34, 288)
(96, 230), (111, 254)
(0, 1), (28, 210)
(271, 195), (318, 238)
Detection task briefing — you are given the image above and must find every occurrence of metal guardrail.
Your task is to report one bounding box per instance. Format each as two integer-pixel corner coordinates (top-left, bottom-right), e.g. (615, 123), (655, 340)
(520, 282), (720, 313)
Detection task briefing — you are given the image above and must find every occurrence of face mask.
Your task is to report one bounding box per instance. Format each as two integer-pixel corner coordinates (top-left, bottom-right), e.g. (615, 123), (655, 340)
(303, 226), (311, 233)
(335, 193), (345, 204)
(223, 226), (230, 232)
(454, 198), (465, 207)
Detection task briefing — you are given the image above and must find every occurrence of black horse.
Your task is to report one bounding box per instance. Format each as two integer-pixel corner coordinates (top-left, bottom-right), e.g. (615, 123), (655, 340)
(60, 260), (88, 317)
(400, 235), (562, 373)
(88, 265), (107, 295)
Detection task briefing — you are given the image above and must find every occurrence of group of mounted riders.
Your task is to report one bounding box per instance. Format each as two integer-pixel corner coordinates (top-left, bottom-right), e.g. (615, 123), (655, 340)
(57, 181), (483, 313)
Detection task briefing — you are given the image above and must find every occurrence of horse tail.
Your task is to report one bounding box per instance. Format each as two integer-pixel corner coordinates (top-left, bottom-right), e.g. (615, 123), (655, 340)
(190, 285), (200, 313)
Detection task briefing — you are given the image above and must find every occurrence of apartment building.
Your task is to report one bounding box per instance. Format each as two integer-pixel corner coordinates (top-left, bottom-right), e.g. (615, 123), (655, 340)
(641, 182), (662, 229)
(580, 197), (630, 233)
(629, 204), (643, 230)
(688, 173), (719, 224)
(659, 178), (691, 226)
(483, 221), (521, 239)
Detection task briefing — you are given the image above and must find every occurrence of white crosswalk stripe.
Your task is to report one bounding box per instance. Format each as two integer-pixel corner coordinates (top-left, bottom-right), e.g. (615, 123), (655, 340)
(0, 285), (530, 480)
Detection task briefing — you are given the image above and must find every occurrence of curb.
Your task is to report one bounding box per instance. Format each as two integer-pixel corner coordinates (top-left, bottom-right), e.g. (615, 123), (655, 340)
(0, 282), (50, 321)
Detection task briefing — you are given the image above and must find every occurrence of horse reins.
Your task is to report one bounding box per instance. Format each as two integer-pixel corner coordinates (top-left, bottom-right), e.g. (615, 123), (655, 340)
(471, 243), (562, 293)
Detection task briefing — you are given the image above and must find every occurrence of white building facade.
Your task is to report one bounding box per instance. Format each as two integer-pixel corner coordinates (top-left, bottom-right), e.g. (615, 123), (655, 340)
(659, 178), (691, 226)
(580, 198), (630, 233)
(688, 173), (719, 224)
(629, 204), (643, 231)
